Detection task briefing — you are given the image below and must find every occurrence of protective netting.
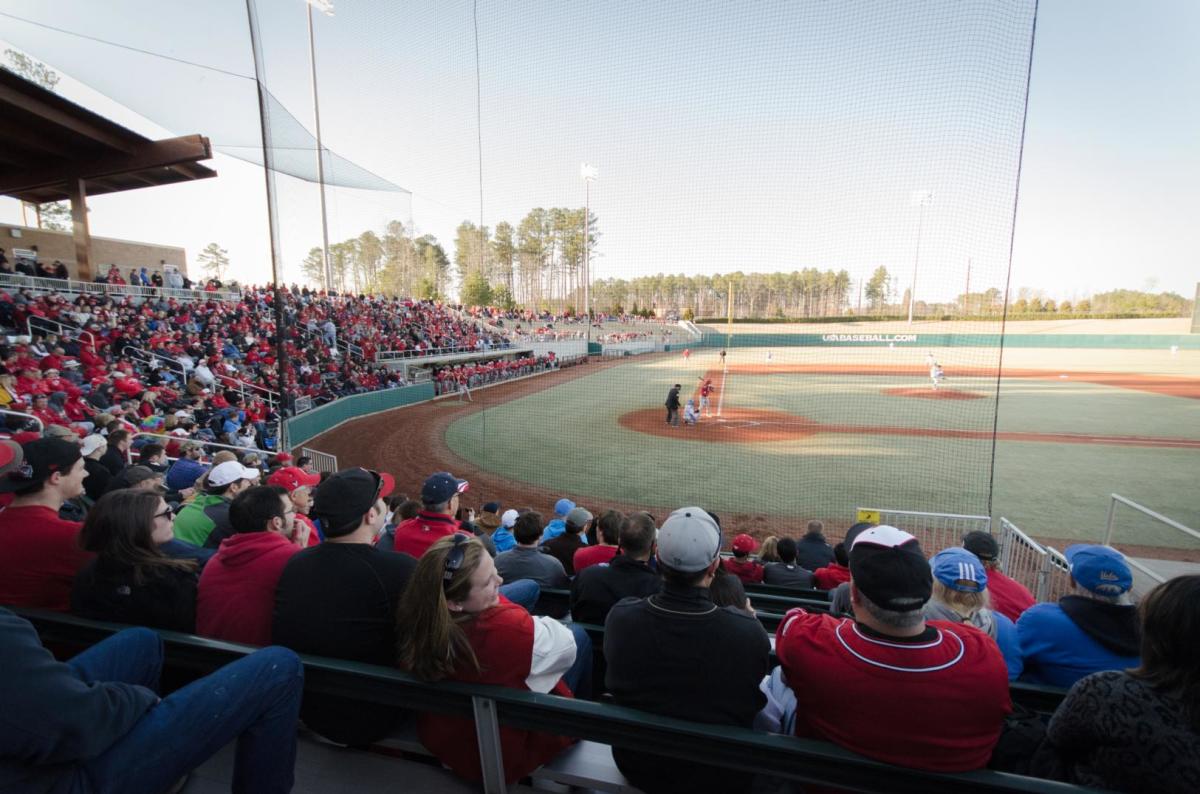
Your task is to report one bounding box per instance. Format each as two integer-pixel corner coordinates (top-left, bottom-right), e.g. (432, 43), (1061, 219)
(10, 0), (1194, 545)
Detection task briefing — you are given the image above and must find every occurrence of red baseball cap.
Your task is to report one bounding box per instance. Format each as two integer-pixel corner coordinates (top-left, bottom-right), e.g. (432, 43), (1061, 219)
(266, 466), (322, 493)
(731, 533), (758, 555)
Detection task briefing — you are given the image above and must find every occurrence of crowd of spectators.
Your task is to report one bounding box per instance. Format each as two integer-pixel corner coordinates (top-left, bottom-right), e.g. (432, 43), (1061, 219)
(0, 285), (565, 454)
(2, 430), (1195, 793)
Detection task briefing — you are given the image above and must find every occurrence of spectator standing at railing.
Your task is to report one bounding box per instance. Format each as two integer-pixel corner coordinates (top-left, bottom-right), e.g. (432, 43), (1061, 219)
(962, 530), (1036, 622)
(0, 438), (93, 612)
(1017, 545), (1140, 688)
(605, 507), (769, 794)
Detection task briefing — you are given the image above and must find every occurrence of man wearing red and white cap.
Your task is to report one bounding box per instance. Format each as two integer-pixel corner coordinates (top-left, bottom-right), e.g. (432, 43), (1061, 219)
(775, 525), (1010, 772)
(266, 465), (322, 546)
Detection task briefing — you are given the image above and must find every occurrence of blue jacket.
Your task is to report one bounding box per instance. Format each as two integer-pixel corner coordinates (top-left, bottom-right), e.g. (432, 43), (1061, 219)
(1017, 597), (1140, 688)
(540, 518), (568, 543)
(0, 609), (158, 792)
(492, 526), (516, 553)
(993, 611), (1023, 681)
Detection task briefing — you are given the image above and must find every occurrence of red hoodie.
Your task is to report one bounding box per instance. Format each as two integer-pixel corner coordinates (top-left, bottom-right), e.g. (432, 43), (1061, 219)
(196, 531), (302, 645)
(813, 563), (851, 590)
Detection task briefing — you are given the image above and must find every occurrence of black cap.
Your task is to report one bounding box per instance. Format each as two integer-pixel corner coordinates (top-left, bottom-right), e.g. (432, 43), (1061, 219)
(962, 531), (1000, 562)
(311, 468), (393, 536)
(849, 526), (932, 612)
(0, 438), (82, 493)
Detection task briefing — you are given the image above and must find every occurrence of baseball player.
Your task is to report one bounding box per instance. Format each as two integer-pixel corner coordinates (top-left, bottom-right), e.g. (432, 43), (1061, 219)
(682, 348), (691, 361)
(929, 361), (945, 391)
(698, 376), (715, 416)
(683, 398), (700, 426)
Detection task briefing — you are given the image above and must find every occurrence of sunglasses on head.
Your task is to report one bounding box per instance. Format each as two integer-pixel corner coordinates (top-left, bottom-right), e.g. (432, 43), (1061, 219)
(443, 533), (470, 588)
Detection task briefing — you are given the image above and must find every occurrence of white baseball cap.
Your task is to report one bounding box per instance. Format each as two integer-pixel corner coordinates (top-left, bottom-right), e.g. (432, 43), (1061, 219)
(501, 509), (519, 528)
(80, 434), (107, 456)
(207, 460), (260, 488)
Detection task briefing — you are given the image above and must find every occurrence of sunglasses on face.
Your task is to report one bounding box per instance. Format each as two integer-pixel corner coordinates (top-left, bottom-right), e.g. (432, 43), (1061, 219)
(154, 507), (173, 520)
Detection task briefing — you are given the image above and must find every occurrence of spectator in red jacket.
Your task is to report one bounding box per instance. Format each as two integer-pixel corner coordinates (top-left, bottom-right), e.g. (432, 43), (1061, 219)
(391, 471), (468, 559)
(813, 542), (852, 590)
(775, 526), (1011, 772)
(963, 531), (1036, 622)
(722, 533), (764, 584)
(574, 509), (622, 573)
(0, 438), (93, 611)
(196, 485), (309, 645)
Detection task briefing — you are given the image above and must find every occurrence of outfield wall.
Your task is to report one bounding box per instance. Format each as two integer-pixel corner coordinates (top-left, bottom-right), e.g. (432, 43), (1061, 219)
(696, 331), (1200, 349)
(286, 383), (435, 449)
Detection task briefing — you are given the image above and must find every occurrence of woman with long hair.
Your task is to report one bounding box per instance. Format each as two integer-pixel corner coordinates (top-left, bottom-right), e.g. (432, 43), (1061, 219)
(396, 534), (591, 785)
(71, 490), (198, 632)
(1033, 575), (1200, 792)
(923, 548), (1023, 680)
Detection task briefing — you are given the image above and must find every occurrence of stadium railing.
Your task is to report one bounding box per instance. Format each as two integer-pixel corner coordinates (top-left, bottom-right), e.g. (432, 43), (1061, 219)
(128, 432), (272, 463)
(298, 446), (339, 473)
(856, 506), (992, 555)
(0, 272), (241, 303)
(374, 342), (516, 363)
(26, 315), (97, 352)
(16, 608), (1088, 794)
(120, 344), (188, 384)
(1104, 493), (1199, 550)
(998, 518), (1050, 597)
(0, 407), (42, 431)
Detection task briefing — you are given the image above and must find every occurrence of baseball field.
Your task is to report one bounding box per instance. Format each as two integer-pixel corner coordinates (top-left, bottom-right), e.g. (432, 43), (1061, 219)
(311, 319), (1199, 557)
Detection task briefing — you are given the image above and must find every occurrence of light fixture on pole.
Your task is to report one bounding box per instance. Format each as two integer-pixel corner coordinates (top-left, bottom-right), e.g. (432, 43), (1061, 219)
(580, 162), (598, 328)
(305, 0), (335, 293)
(908, 189), (934, 325)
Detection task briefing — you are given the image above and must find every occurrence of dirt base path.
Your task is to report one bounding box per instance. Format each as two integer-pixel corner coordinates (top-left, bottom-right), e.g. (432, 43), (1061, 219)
(618, 406), (1200, 449)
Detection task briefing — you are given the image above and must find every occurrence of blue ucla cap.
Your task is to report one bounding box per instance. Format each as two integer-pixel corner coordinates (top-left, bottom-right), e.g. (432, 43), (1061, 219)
(1065, 544), (1132, 596)
(931, 548), (988, 592)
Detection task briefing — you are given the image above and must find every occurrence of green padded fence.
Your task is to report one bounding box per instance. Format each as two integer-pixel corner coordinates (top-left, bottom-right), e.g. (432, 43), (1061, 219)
(696, 331), (1200, 350)
(285, 383), (435, 449)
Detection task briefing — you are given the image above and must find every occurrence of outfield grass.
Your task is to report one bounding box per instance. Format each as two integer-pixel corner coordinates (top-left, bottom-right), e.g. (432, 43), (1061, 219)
(445, 348), (1199, 548)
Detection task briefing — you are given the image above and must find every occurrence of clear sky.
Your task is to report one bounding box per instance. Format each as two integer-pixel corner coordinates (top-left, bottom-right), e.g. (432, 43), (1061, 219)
(0, 0), (1195, 303)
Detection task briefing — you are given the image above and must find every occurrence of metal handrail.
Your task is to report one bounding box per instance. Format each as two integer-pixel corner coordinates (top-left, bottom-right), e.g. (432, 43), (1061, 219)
(26, 315), (96, 352)
(1104, 493), (1200, 545)
(0, 272), (241, 303)
(129, 431), (273, 462)
(122, 344), (188, 383)
(374, 342), (515, 363)
(0, 407), (43, 432)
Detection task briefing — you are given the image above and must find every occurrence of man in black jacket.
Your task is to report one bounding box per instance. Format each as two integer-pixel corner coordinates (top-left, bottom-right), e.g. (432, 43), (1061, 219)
(664, 384), (681, 427)
(604, 507), (770, 794)
(0, 609), (302, 793)
(570, 512), (660, 625)
(793, 519), (835, 571)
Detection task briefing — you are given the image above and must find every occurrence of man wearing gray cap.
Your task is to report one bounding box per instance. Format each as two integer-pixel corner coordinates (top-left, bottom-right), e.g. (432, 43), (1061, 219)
(604, 507), (769, 794)
(541, 506), (592, 575)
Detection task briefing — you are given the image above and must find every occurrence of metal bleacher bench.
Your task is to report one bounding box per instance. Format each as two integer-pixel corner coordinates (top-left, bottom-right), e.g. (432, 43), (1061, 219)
(17, 608), (1089, 794)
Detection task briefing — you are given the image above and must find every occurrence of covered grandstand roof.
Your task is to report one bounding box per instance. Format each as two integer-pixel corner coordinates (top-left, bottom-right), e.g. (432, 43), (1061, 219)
(0, 68), (216, 204)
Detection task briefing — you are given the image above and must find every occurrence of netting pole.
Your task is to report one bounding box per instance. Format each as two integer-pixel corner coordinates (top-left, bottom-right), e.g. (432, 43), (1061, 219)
(245, 0), (289, 448)
(305, 2), (334, 294)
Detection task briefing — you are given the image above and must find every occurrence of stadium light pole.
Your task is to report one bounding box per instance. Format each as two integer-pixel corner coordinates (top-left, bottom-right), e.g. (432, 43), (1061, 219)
(581, 163), (598, 340)
(908, 189), (934, 325)
(305, 0), (335, 294)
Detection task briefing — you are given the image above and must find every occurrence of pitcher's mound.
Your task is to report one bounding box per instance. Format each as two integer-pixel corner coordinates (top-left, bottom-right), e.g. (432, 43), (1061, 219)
(883, 387), (984, 400)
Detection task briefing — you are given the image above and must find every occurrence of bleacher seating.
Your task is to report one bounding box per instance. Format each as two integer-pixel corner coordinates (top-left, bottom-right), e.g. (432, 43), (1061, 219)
(17, 608), (1088, 794)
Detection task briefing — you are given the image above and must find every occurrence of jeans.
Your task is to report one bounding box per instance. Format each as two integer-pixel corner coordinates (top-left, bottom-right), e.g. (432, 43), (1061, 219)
(67, 629), (304, 794)
(498, 579), (540, 611)
(563, 624), (593, 699)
